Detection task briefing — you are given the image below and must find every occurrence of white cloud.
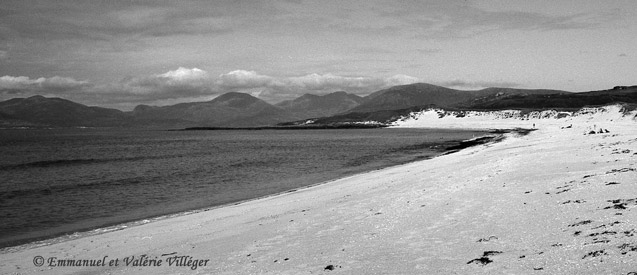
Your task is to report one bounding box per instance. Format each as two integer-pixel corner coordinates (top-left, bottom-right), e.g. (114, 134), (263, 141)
(217, 70), (276, 88)
(385, 74), (420, 86)
(0, 68), (423, 109)
(0, 76), (35, 88)
(287, 73), (420, 91)
(0, 68), (216, 108)
(437, 79), (520, 90)
(287, 73), (372, 90)
(117, 67), (213, 96)
(216, 70), (421, 99)
(41, 76), (91, 89)
(0, 75), (89, 91)
(158, 67), (208, 82)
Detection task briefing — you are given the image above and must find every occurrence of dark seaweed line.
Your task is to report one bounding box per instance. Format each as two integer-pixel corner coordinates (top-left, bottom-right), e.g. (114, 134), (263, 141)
(443, 128), (535, 153)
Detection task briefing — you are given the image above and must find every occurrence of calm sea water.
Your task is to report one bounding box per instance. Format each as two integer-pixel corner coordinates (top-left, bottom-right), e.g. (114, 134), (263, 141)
(0, 128), (486, 248)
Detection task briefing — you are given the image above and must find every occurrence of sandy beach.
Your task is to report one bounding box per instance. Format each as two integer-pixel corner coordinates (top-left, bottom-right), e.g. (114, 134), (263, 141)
(2, 106), (636, 274)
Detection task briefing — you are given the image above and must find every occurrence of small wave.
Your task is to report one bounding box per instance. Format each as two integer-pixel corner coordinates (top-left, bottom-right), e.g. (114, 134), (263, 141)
(0, 151), (213, 171)
(0, 158), (113, 170)
(0, 176), (156, 201)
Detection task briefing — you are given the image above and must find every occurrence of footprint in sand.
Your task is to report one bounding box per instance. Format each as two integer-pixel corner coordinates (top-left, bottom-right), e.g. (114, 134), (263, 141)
(467, 251), (502, 266)
(477, 236), (498, 242)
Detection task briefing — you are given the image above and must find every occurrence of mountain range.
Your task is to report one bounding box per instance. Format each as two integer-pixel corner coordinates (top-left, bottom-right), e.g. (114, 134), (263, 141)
(1, 84), (636, 128)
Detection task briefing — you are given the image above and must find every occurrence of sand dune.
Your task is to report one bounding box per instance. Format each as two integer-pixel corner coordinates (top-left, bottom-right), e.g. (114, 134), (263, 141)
(393, 104), (636, 131)
(1, 105), (636, 274)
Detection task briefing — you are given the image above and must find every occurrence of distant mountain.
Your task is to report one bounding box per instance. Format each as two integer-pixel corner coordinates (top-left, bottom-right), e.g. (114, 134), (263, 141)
(0, 95), (130, 127)
(350, 83), (570, 113)
(131, 92), (298, 127)
(275, 91), (364, 118)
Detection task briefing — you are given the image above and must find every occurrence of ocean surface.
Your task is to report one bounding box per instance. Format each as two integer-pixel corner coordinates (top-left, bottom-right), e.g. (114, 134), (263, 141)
(0, 128), (486, 248)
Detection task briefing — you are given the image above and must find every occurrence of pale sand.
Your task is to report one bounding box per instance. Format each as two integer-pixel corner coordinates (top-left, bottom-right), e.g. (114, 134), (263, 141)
(2, 108), (636, 274)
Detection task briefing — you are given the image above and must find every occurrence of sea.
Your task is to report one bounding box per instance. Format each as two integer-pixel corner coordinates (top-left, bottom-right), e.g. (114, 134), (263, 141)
(0, 128), (487, 249)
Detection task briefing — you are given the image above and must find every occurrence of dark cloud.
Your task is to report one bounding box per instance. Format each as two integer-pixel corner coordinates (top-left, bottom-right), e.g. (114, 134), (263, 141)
(1, 0), (632, 97)
(0, 1), (242, 43)
(269, 1), (612, 42)
(370, 1), (610, 39)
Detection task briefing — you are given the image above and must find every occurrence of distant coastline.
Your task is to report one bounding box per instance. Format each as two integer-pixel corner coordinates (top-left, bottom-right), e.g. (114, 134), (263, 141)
(179, 124), (387, 131)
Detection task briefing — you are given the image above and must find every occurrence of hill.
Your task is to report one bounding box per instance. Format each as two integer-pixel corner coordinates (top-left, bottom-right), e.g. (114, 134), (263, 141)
(275, 91), (364, 118)
(131, 92), (298, 128)
(285, 86), (636, 126)
(350, 83), (570, 113)
(0, 96), (130, 127)
(465, 85), (637, 110)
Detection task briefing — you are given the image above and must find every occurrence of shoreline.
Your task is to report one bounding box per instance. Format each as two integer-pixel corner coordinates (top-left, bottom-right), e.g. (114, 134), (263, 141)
(0, 128), (502, 252)
(4, 123), (634, 274)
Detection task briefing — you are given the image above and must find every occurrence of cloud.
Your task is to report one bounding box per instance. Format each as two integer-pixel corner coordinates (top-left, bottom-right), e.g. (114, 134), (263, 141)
(216, 70), (421, 102)
(0, 68), (422, 109)
(437, 79), (520, 90)
(0, 75), (90, 93)
(158, 67), (208, 82)
(287, 73), (373, 90)
(12, 0), (609, 46)
(415, 48), (443, 55)
(385, 74), (421, 86)
(277, 1), (610, 41)
(0, 2), (236, 44)
(369, 1), (613, 39)
(111, 67), (214, 99)
(218, 70), (420, 91)
(0, 68), (216, 108)
(0, 75), (99, 106)
(105, 6), (172, 31)
(0, 50), (6, 59)
(352, 47), (396, 54)
(217, 70), (276, 88)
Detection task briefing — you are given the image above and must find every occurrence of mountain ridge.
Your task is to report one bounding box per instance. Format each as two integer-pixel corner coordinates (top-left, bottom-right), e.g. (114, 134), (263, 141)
(351, 83), (571, 113)
(130, 92), (297, 128)
(275, 91), (364, 118)
(1, 84), (635, 128)
(281, 85), (637, 126)
(0, 95), (130, 127)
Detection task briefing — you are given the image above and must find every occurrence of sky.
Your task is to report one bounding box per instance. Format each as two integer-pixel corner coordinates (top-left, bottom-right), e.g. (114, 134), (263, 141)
(0, 0), (636, 110)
